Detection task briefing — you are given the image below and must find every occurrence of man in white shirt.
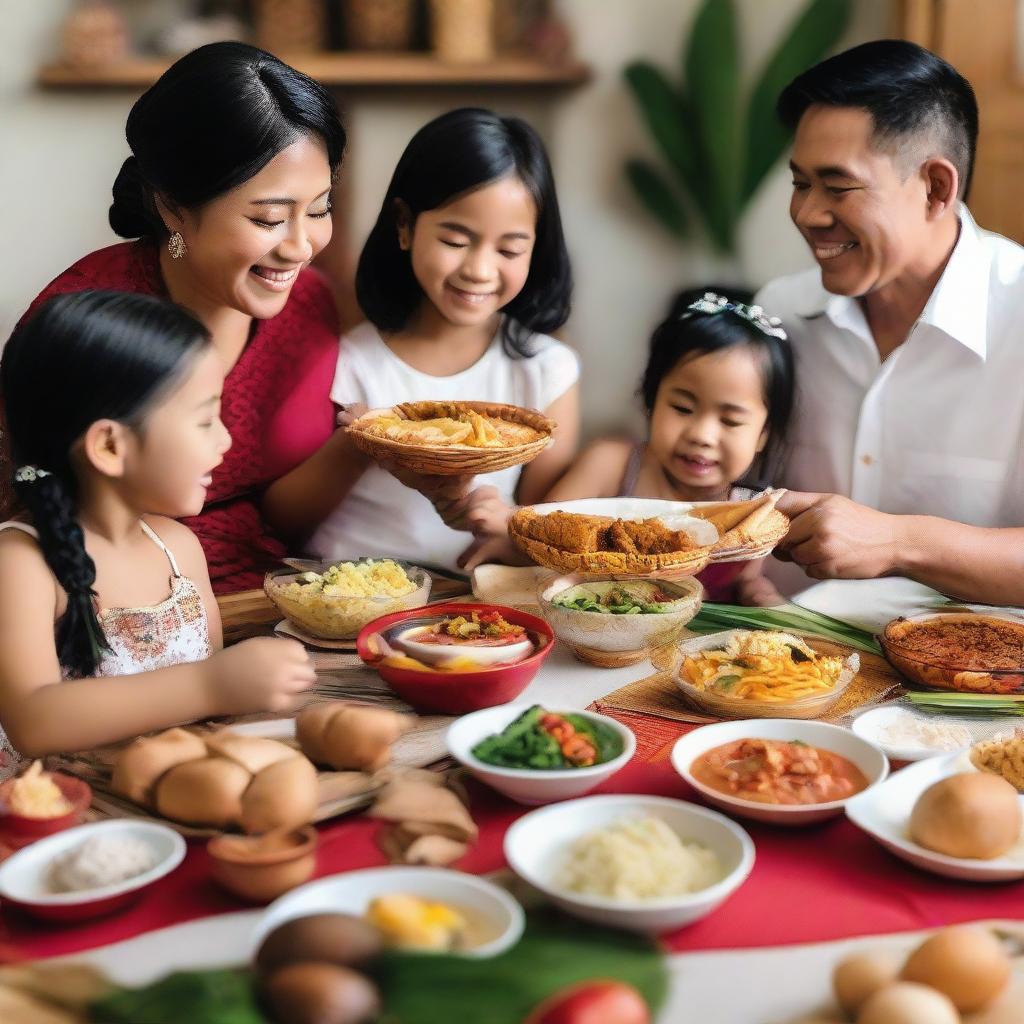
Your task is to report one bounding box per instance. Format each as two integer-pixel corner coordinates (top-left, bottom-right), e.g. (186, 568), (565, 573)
(756, 39), (1024, 605)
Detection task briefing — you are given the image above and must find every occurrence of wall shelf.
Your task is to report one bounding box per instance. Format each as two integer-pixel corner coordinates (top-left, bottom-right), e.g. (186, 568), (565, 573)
(38, 52), (590, 90)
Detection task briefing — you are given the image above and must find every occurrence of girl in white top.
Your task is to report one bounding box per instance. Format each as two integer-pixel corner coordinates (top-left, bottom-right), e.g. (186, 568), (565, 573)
(0, 291), (315, 776)
(307, 108), (579, 571)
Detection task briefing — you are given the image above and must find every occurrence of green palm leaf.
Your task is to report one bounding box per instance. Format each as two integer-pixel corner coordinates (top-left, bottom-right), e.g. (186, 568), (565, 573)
(684, 0), (740, 252)
(741, 0), (852, 205)
(623, 60), (700, 189)
(625, 158), (690, 238)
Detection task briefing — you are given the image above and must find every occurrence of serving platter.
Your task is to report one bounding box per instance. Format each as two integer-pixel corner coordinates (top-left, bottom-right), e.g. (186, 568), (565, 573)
(511, 493), (788, 574)
(845, 751), (1024, 881)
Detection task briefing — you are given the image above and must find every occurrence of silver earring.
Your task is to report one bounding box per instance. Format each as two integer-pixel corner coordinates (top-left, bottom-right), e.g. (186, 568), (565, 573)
(167, 231), (187, 260)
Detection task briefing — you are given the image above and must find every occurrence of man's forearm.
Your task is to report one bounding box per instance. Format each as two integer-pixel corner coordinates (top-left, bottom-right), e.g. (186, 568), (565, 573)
(895, 516), (1024, 605)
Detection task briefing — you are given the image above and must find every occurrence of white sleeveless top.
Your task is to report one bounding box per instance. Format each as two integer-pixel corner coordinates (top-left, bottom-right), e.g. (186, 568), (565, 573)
(308, 321), (580, 571)
(0, 520), (211, 780)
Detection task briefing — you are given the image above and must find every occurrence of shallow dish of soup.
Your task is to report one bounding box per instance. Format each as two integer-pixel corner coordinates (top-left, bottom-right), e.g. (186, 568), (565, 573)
(671, 719), (889, 826)
(393, 610), (534, 668)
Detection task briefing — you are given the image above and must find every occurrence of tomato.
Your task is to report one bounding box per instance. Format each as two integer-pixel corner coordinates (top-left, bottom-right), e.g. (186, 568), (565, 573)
(524, 980), (651, 1024)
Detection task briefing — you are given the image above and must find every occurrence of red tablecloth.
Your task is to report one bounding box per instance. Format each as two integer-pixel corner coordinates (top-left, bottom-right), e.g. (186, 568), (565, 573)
(5, 745), (1024, 963)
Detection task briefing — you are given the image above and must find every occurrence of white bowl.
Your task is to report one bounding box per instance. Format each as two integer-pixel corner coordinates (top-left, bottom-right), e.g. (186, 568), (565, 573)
(846, 751), (1024, 882)
(394, 625), (534, 668)
(0, 820), (185, 921)
(503, 794), (754, 933)
(446, 703), (636, 805)
(252, 866), (524, 958)
(850, 705), (976, 763)
(671, 719), (889, 826)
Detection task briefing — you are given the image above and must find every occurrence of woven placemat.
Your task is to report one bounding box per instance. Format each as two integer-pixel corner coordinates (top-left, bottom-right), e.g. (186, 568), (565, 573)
(600, 638), (905, 726)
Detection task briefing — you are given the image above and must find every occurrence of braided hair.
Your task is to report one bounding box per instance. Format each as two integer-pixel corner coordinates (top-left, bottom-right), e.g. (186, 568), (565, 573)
(1, 290), (210, 677)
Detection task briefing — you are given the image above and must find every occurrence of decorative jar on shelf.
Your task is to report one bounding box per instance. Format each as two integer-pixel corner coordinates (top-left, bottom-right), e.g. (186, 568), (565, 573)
(342, 0), (417, 51)
(252, 0), (327, 54)
(429, 0), (495, 63)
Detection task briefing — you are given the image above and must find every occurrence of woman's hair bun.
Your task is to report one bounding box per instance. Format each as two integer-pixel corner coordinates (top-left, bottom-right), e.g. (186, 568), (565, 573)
(109, 155), (158, 238)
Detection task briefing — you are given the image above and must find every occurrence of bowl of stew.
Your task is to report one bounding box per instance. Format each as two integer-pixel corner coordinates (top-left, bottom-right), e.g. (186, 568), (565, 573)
(670, 719), (889, 826)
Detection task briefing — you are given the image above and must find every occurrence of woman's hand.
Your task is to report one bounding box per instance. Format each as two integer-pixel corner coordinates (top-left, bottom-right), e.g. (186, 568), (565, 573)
(206, 637), (317, 716)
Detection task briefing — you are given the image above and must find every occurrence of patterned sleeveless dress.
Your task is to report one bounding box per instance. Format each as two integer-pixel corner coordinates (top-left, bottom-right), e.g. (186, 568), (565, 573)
(0, 520), (211, 780)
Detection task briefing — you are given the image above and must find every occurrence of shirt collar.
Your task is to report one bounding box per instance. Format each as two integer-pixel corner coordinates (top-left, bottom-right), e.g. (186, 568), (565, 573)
(793, 205), (991, 359)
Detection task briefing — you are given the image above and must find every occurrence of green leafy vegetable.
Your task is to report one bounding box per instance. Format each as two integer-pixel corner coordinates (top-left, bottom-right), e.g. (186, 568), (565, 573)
(89, 970), (264, 1024)
(906, 692), (1024, 717)
(689, 602), (882, 656)
(471, 706), (564, 769)
(470, 706), (622, 769)
(563, 713), (625, 763)
(552, 581), (683, 616)
(374, 910), (667, 1024)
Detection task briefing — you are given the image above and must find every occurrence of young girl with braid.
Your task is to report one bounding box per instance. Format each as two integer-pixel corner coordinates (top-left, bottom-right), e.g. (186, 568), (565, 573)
(0, 290), (315, 779)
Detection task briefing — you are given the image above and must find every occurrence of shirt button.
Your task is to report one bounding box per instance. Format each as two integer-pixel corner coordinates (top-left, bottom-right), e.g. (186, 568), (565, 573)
(861, 454), (874, 466)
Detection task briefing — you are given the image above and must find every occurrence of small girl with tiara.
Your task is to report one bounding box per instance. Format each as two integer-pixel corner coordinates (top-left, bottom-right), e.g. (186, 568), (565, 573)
(465, 292), (796, 605)
(0, 290), (315, 777)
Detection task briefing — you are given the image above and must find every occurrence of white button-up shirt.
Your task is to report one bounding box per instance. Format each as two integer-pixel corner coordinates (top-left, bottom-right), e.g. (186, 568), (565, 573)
(755, 207), (1024, 529)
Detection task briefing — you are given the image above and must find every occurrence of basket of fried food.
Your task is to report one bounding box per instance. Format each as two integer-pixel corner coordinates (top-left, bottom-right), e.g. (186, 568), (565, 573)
(348, 400), (555, 476)
(508, 507), (715, 578)
(672, 629), (859, 719)
(690, 490), (790, 562)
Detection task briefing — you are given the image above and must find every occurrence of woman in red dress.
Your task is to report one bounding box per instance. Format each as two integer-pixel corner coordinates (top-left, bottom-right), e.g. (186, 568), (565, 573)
(5, 43), (363, 593)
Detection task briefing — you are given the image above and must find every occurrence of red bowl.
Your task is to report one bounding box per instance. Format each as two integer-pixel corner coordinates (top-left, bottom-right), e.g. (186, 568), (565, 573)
(357, 602), (555, 714)
(0, 773), (92, 850)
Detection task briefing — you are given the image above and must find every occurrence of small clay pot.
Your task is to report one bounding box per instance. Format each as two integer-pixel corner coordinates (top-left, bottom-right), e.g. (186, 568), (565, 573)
(208, 826), (318, 903)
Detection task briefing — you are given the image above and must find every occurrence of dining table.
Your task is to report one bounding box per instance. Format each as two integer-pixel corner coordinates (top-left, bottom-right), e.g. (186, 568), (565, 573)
(4, 581), (1024, 1023)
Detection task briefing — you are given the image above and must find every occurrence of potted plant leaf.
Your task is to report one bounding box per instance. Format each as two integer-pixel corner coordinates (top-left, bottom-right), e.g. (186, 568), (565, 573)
(624, 0), (852, 263)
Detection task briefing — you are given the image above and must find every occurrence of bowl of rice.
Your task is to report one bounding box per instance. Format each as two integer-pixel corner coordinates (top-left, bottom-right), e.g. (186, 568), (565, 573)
(264, 558), (431, 640)
(503, 794), (754, 933)
(0, 819), (186, 922)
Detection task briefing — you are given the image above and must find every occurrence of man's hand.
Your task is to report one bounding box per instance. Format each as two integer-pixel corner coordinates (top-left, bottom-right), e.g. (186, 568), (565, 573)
(775, 491), (905, 580)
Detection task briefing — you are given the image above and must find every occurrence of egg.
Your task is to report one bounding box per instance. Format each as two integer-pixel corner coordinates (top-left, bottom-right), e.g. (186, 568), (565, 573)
(832, 952), (901, 1016)
(856, 982), (960, 1024)
(901, 926), (1010, 1012)
(264, 963), (380, 1024)
(909, 772), (1021, 859)
(255, 914), (384, 976)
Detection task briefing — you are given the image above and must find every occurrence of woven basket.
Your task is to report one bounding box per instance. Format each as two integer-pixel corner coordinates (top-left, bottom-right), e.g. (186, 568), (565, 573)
(509, 512), (712, 579)
(348, 401), (554, 476)
(253, 0), (327, 53)
(708, 510), (790, 563)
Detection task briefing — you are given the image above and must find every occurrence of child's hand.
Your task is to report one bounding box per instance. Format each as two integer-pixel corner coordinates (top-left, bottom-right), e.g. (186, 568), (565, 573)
(336, 402), (369, 427)
(207, 638), (316, 716)
(377, 457), (476, 530)
(457, 533), (532, 572)
(735, 575), (787, 607)
(463, 485), (515, 536)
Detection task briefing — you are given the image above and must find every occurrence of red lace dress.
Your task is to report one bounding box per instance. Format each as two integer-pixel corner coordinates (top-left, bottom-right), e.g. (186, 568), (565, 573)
(6, 242), (340, 593)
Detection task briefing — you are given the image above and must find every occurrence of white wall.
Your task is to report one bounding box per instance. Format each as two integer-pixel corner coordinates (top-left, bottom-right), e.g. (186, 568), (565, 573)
(2, 0), (890, 436)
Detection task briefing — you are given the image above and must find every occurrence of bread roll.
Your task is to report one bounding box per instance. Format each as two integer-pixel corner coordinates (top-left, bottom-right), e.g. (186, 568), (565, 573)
(296, 703), (413, 772)
(111, 727), (207, 806)
(240, 754), (319, 834)
(205, 731), (297, 775)
(156, 756), (250, 828)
